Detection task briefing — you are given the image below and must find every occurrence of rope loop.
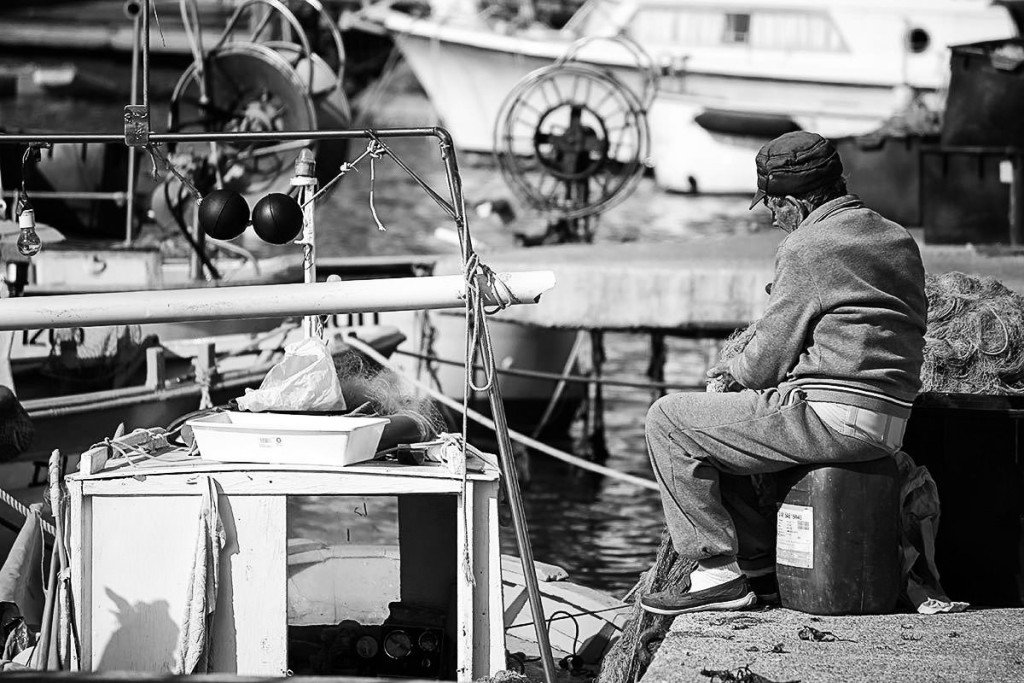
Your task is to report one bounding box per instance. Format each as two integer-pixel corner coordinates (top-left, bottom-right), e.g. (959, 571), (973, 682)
(367, 139), (389, 232)
(147, 143), (204, 201)
(464, 252), (516, 314)
(462, 252), (498, 394)
(366, 139), (388, 160)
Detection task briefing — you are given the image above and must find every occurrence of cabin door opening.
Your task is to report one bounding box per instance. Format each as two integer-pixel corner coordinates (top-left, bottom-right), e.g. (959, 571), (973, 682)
(286, 494), (458, 680)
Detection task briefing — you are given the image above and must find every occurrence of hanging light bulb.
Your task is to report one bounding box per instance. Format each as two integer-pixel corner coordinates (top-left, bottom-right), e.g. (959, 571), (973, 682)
(17, 208), (41, 257)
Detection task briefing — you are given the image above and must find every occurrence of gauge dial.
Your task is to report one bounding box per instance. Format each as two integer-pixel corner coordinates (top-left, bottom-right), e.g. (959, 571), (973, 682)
(355, 634), (378, 659)
(383, 630), (413, 659)
(418, 630), (440, 653)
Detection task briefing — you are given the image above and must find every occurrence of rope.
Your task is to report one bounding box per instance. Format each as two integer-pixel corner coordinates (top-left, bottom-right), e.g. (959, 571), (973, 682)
(300, 139), (390, 208)
(147, 144), (203, 201)
(344, 336), (661, 492)
(392, 347), (705, 392)
(366, 140), (388, 231)
(455, 251), (522, 585)
(506, 603), (630, 631)
(0, 486), (55, 536)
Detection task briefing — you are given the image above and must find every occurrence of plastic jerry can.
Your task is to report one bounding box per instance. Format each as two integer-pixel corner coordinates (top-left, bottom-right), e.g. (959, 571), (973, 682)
(774, 457), (901, 615)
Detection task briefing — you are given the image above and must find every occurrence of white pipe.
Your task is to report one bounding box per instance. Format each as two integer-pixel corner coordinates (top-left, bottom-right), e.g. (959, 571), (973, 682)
(0, 271), (555, 330)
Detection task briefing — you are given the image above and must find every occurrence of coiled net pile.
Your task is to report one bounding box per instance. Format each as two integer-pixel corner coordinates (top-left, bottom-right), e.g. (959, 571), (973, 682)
(921, 271), (1024, 394)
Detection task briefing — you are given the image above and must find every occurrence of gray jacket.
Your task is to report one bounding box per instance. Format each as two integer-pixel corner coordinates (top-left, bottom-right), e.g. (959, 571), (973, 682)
(728, 195), (927, 418)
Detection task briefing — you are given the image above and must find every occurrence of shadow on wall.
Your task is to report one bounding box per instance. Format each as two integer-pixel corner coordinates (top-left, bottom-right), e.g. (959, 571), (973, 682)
(98, 589), (178, 671)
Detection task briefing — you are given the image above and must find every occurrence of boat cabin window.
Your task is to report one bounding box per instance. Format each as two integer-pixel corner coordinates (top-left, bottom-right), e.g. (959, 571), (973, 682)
(600, 4), (846, 53)
(723, 13), (751, 44)
(749, 11), (845, 52)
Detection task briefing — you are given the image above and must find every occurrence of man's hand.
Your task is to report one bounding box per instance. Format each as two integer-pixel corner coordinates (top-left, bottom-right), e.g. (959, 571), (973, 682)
(706, 362), (742, 392)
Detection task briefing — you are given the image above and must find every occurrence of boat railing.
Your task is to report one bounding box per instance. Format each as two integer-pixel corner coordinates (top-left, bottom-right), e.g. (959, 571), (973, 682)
(0, 0), (350, 259)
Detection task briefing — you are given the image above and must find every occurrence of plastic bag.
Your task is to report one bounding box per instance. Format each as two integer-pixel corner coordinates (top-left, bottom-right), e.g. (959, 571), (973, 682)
(236, 337), (346, 413)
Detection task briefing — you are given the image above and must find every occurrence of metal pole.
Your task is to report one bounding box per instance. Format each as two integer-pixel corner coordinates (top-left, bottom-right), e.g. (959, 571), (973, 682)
(436, 129), (558, 683)
(0, 128), (460, 146)
(483, 352), (558, 683)
(293, 149), (319, 338)
(124, 1), (142, 245)
(188, 200), (207, 280)
(141, 0), (150, 111)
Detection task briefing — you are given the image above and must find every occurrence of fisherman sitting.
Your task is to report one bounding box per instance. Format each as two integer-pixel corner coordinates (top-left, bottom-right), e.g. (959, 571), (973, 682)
(641, 131), (927, 615)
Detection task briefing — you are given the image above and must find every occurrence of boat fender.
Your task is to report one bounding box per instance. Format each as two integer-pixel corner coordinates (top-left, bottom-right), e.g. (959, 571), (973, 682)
(198, 189), (250, 241)
(694, 109), (801, 139)
(252, 193), (304, 245)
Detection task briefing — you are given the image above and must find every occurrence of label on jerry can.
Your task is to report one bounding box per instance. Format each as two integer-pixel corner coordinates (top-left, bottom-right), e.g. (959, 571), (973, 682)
(776, 503), (814, 568)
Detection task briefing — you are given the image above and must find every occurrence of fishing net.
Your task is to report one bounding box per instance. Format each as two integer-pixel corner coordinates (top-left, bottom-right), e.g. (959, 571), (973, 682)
(921, 271), (1024, 394)
(333, 348), (446, 440)
(595, 529), (693, 683)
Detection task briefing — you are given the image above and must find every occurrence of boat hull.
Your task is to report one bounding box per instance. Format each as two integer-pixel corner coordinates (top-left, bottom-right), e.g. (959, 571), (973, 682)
(391, 27), (902, 192)
(378, 2), (1015, 193)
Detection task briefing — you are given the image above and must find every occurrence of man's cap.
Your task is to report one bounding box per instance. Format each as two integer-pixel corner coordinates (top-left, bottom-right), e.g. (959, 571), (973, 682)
(749, 131), (844, 209)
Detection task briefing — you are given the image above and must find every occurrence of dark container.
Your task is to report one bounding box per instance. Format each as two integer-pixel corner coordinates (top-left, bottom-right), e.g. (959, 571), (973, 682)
(833, 134), (926, 226)
(920, 146), (1019, 244)
(942, 39), (1024, 147)
(775, 457), (901, 615)
(902, 392), (1024, 607)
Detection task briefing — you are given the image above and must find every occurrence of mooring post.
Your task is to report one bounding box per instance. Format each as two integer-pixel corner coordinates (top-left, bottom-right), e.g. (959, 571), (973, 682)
(574, 329), (609, 466)
(1010, 151), (1024, 246)
(648, 331), (667, 403)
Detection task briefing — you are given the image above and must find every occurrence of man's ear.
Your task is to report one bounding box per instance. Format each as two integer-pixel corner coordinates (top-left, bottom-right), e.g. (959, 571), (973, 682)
(784, 195), (808, 219)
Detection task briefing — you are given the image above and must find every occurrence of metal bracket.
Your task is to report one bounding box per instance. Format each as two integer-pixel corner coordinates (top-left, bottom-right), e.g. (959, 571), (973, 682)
(124, 105), (150, 146)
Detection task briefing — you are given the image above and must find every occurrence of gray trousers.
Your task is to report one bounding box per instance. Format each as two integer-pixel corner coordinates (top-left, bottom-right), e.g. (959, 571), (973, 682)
(645, 387), (885, 570)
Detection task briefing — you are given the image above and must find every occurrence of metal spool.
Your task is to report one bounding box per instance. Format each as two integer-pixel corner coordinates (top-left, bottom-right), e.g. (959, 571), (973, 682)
(494, 53), (651, 222)
(170, 43), (318, 198)
(167, 0), (350, 200)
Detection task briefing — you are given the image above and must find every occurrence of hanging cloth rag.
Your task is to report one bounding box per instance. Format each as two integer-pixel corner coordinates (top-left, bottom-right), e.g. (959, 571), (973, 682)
(894, 451), (969, 614)
(172, 476), (226, 674)
(0, 503), (45, 631)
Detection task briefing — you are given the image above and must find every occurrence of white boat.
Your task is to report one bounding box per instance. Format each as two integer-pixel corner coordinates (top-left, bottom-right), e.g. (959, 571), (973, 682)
(0, 150), (571, 678)
(362, 0), (1017, 193)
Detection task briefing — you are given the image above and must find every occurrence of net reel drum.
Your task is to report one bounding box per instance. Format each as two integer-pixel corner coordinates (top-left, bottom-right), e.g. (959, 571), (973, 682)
(164, 0), (350, 206)
(493, 36), (655, 237)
